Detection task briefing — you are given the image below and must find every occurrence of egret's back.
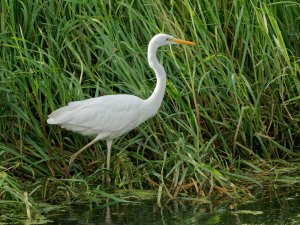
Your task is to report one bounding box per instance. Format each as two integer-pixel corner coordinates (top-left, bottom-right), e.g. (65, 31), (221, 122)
(47, 94), (147, 139)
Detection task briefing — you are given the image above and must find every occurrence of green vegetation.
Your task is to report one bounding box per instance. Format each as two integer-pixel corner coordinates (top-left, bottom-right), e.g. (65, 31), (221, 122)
(1, 0), (300, 220)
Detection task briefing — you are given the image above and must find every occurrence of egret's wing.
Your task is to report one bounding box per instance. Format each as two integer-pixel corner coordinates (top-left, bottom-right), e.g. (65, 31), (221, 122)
(47, 95), (144, 137)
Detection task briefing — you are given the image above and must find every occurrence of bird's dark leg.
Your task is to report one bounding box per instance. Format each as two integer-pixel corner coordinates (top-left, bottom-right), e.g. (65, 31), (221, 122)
(106, 139), (113, 183)
(68, 137), (100, 174)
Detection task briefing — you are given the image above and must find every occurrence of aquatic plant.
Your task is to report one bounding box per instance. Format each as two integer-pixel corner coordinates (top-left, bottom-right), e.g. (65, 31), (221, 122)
(0, 0), (299, 216)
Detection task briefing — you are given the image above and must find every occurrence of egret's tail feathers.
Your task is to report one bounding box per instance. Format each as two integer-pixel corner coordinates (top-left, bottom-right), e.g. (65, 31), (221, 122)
(47, 118), (56, 124)
(47, 106), (73, 124)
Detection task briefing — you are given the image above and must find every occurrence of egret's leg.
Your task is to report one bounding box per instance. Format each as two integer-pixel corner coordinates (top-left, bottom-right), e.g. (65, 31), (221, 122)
(68, 137), (99, 172)
(105, 198), (111, 223)
(106, 139), (113, 183)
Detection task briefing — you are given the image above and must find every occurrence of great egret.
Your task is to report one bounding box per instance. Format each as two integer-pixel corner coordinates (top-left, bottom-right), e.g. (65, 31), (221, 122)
(47, 33), (195, 181)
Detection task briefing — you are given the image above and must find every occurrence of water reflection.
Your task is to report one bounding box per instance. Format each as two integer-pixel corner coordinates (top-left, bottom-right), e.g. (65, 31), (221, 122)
(49, 193), (300, 225)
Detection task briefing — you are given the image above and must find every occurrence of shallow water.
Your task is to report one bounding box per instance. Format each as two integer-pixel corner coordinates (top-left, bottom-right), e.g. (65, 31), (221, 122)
(48, 194), (300, 225)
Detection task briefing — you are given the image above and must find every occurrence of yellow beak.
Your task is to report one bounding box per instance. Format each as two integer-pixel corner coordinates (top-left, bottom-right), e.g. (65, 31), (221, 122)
(170, 38), (196, 46)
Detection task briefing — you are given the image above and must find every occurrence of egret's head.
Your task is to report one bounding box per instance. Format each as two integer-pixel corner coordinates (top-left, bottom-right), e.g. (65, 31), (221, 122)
(150, 33), (196, 47)
(147, 33), (195, 69)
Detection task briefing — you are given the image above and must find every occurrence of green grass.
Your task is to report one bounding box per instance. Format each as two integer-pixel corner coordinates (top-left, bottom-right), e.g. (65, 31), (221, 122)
(1, 0), (300, 217)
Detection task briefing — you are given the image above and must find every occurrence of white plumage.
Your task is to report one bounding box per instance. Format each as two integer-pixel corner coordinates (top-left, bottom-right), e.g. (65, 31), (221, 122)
(47, 33), (195, 181)
(48, 95), (145, 138)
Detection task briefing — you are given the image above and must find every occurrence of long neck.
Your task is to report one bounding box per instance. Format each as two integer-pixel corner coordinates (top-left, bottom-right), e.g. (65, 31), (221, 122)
(145, 44), (166, 115)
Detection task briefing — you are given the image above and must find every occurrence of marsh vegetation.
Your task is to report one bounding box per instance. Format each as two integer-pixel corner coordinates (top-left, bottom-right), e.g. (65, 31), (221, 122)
(0, 0), (299, 222)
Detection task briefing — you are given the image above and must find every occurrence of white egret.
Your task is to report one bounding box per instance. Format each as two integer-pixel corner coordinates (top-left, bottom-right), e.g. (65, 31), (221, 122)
(47, 33), (195, 181)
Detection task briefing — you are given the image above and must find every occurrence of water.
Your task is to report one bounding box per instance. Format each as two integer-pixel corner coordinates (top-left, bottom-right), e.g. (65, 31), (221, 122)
(47, 194), (300, 225)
